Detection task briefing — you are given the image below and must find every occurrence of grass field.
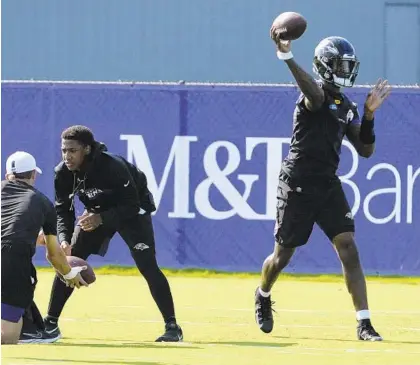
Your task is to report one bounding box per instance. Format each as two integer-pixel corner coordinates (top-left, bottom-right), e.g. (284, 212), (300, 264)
(2, 269), (420, 365)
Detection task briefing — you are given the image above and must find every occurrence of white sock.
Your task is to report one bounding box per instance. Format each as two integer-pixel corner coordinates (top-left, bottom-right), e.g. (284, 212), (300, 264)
(356, 310), (370, 321)
(258, 287), (271, 298)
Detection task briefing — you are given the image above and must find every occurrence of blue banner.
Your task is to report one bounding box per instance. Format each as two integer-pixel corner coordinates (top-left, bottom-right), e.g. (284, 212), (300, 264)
(2, 82), (419, 275)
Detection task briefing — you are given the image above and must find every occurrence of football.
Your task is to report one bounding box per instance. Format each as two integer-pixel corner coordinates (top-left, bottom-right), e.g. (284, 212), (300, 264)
(271, 12), (307, 41)
(59, 256), (96, 284)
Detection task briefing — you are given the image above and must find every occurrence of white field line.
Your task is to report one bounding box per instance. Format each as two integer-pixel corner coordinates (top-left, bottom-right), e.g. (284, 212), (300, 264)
(109, 305), (420, 315)
(61, 317), (420, 332)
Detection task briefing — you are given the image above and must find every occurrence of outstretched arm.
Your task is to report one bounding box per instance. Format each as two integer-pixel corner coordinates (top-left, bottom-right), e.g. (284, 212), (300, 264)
(271, 28), (325, 111)
(284, 57), (325, 111)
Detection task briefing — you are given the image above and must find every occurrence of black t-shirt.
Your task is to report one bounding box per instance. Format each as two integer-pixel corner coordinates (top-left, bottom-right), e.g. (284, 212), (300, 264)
(1, 180), (57, 257)
(282, 85), (360, 183)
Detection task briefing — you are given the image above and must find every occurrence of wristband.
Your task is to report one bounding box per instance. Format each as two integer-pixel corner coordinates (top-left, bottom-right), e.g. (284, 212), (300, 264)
(276, 50), (293, 61)
(360, 117), (375, 144)
(63, 266), (84, 280)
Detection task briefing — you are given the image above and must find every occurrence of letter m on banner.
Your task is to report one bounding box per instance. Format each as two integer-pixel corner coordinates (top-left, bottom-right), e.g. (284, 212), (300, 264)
(120, 134), (197, 218)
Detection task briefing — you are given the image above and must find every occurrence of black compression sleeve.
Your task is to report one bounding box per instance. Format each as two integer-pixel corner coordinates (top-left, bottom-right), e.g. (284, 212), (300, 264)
(360, 117), (375, 144)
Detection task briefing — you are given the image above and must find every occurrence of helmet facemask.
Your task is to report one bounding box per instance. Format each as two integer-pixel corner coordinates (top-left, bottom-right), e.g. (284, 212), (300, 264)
(314, 54), (360, 88)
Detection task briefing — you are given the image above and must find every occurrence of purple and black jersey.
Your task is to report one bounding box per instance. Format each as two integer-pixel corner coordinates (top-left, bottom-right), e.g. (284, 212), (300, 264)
(282, 84), (360, 181)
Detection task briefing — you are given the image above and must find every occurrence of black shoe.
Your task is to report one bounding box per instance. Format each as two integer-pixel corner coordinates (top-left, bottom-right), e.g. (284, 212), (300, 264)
(43, 317), (62, 339)
(155, 322), (183, 342)
(255, 287), (274, 334)
(19, 329), (61, 344)
(357, 319), (383, 341)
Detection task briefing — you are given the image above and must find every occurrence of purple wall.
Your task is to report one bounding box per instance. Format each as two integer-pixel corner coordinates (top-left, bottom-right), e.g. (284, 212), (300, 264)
(2, 82), (419, 275)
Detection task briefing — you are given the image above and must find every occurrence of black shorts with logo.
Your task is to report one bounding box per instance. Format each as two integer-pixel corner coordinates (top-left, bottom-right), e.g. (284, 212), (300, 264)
(1, 245), (37, 309)
(274, 171), (355, 248)
(70, 213), (156, 260)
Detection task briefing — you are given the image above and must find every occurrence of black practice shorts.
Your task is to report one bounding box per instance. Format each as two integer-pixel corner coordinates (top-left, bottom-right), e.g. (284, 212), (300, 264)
(1, 245), (37, 310)
(70, 213), (156, 260)
(274, 173), (355, 248)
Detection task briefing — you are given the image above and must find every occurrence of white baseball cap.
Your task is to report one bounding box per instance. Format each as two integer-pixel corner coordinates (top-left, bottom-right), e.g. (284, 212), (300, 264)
(6, 151), (42, 175)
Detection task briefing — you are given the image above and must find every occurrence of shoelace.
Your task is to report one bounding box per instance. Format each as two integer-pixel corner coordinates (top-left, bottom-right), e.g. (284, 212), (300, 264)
(360, 323), (380, 338)
(257, 298), (276, 320)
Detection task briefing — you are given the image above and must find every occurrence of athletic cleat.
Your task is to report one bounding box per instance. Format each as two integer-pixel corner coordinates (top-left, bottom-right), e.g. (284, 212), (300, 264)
(155, 322), (183, 342)
(357, 319), (383, 341)
(43, 317), (62, 340)
(254, 287), (274, 333)
(19, 329), (61, 344)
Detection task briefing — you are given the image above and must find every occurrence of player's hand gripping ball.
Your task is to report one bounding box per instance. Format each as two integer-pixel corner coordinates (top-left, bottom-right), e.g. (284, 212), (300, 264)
(57, 256), (96, 285)
(271, 12), (307, 42)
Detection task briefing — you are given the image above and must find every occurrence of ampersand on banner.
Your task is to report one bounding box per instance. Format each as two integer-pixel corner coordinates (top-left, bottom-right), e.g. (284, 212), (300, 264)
(195, 141), (265, 220)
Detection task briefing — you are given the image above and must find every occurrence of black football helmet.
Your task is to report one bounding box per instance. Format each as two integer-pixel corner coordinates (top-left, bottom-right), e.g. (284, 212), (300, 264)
(313, 36), (360, 87)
